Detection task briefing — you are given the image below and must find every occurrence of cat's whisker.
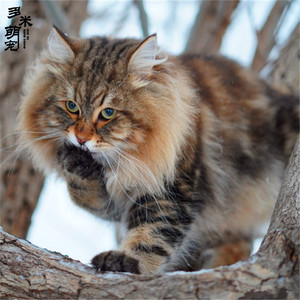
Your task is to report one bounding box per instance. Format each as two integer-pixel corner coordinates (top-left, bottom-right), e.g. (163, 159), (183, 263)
(6, 132), (60, 170)
(104, 150), (139, 205)
(109, 149), (169, 224)
(3, 139), (48, 178)
(106, 149), (143, 203)
(102, 193), (115, 219)
(114, 148), (165, 195)
(1, 131), (62, 171)
(0, 130), (56, 148)
(111, 149), (153, 194)
(0, 135), (52, 153)
(99, 153), (126, 218)
(113, 149), (178, 225)
(15, 132), (62, 153)
(0, 142), (22, 153)
(108, 151), (143, 205)
(0, 130), (48, 140)
(4, 135), (63, 177)
(115, 152), (144, 204)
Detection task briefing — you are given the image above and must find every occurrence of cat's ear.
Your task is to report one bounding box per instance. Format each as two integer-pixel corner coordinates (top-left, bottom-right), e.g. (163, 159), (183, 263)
(128, 34), (167, 74)
(47, 26), (82, 63)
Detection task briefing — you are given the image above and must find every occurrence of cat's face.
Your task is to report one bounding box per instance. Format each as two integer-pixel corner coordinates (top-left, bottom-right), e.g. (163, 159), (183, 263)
(42, 61), (153, 162)
(19, 28), (194, 195)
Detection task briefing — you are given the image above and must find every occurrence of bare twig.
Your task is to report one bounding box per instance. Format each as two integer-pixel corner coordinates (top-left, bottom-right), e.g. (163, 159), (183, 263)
(112, 2), (132, 36)
(133, 0), (149, 38)
(251, 0), (293, 72)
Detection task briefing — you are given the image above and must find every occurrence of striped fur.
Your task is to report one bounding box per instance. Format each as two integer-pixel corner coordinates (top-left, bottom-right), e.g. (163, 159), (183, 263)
(18, 28), (299, 274)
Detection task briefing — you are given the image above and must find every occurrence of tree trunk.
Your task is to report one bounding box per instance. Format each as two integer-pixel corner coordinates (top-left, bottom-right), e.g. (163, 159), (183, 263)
(0, 0), (87, 239)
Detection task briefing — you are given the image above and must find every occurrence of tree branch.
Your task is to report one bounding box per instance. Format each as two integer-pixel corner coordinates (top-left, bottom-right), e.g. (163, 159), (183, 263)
(185, 0), (239, 53)
(251, 0), (292, 72)
(267, 21), (300, 93)
(133, 0), (149, 38)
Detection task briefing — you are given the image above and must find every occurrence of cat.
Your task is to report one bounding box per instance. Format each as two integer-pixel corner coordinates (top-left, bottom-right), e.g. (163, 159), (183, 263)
(18, 26), (299, 274)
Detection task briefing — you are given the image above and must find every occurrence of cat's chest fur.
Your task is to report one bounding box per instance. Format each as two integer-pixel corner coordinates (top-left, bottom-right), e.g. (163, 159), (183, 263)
(103, 157), (161, 202)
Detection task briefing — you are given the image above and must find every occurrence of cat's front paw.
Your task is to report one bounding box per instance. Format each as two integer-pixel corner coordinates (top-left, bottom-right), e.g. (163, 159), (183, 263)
(57, 144), (103, 179)
(91, 251), (140, 274)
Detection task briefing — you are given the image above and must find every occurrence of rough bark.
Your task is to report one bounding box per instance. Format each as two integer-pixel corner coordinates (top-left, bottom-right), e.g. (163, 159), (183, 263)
(0, 136), (298, 299)
(185, 0), (239, 53)
(0, 0), (87, 239)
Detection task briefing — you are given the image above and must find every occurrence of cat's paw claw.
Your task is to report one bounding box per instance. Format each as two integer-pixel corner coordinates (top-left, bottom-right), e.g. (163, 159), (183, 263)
(91, 250), (140, 274)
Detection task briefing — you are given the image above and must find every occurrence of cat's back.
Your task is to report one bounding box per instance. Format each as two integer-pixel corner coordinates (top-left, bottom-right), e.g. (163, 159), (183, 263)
(177, 53), (298, 161)
(177, 53), (266, 109)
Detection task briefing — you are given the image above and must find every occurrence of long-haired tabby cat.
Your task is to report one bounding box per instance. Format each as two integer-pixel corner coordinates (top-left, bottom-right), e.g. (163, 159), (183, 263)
(18, 27), (299, 274)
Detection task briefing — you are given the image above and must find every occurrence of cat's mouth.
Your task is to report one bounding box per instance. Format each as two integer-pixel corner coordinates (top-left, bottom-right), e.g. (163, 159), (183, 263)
(68, 133), (113, 156)
(78, 144), (98, 158)
(76, 144), (107, 161)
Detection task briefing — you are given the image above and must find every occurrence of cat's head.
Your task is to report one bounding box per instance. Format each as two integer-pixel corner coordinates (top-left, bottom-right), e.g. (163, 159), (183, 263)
(18, 27), (195, 197)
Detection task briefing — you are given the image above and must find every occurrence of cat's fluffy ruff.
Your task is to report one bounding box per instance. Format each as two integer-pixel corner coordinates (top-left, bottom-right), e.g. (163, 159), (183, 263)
(18, 28), (299, 274)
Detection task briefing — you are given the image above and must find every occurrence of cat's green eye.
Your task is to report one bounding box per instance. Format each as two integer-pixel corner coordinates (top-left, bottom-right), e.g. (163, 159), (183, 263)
(100, 108), (117, 120)
(66, 101), (79, 114)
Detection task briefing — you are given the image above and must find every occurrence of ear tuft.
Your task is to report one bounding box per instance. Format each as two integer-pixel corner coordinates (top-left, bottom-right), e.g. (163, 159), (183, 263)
(47, 26), (75, 63)
(128, 34), (168, 73)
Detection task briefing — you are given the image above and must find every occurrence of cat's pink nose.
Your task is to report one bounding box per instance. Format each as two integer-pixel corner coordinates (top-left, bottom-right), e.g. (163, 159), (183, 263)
(76, 136), (87, 145)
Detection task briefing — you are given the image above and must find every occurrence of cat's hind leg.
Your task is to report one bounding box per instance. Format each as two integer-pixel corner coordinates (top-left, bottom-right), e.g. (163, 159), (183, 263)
(201, 239), (252, 269)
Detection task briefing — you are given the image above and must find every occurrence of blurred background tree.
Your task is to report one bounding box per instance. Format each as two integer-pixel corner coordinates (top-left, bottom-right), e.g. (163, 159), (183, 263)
(0, 0), (88, 238)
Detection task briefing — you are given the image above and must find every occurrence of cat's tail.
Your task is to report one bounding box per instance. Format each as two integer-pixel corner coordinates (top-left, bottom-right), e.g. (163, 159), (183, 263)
(268, 86), (299, 160)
